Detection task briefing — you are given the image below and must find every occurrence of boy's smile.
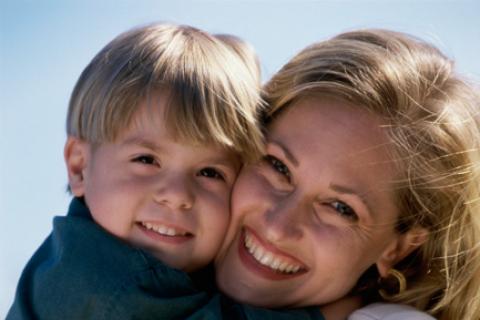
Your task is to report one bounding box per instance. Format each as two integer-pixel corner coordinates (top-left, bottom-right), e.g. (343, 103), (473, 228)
(65, 90), (240, 271)
(140, 221), (193, 237)
(138, 220), (194, 244)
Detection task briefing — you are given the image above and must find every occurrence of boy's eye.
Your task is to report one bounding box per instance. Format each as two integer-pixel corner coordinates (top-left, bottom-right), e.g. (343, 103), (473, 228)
(132, 155), (159, 166)
(329, 201), (358, 222)
(198, 167), (225, 181)
(264, 155), (291, 180)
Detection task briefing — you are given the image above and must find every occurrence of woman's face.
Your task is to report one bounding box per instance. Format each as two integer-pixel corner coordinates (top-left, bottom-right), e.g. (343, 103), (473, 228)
(215, 97), (405, 307)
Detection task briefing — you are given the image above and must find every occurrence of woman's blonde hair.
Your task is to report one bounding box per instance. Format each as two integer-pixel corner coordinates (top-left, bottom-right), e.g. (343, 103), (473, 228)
(67, 23), (264, 162)
(264, 29), (480, 320)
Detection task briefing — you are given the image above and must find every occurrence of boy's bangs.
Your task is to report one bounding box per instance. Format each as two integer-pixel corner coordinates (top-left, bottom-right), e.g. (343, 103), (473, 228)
(163, 82), (234, 148)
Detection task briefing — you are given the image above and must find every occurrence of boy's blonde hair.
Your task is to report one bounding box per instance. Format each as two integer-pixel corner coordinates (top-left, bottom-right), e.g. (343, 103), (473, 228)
(264, 29), (480, 320)
(67, 23), (264, 162)
(215, 34), (262, 86)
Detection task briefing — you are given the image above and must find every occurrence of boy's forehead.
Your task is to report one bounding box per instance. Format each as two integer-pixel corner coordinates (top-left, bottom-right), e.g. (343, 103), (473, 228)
(120, 108), (241, 161)
(124, 89), (180, 133)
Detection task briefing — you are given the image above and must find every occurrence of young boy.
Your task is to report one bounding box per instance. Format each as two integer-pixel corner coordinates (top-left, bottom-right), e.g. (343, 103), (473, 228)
(7, 23), (324, 319)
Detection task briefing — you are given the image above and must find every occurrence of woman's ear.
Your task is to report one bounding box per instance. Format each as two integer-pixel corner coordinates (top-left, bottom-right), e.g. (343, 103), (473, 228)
(64, 137), (90, 197)
(376, 227), (429, 277)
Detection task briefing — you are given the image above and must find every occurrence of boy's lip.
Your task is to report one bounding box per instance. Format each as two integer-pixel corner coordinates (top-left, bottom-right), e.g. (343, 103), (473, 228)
(137, 220), (194, 244)
(237, 227), (308, 280)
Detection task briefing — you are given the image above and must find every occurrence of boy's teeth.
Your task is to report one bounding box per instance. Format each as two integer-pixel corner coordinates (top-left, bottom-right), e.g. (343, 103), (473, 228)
(244, 231), (303, 274)
(141, 222), (186, 236)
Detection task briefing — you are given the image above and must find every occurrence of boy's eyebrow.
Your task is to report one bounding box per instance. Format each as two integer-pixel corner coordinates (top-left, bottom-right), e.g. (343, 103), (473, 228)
(197, 152), (242, 170)
(121, 136), (162, 152)
(121, 136), (240, 169)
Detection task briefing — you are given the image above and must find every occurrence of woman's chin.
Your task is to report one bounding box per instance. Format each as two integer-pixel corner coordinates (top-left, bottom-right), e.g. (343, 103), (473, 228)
(216, 261), (300, 308)
(220, 283), (285, 308)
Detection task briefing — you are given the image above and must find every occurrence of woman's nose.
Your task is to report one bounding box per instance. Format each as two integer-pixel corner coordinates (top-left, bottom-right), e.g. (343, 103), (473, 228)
(154, 174), (195, 210)
(263, 195), (303, 240)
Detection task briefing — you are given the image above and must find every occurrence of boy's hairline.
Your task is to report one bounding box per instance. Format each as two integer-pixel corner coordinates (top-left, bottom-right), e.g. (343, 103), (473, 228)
(70, 85), (243, 155)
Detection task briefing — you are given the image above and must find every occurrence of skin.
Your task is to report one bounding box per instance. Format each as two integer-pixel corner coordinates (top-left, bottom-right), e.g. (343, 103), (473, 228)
(215, 97), (424, 307)
(65, 90), (240, 272)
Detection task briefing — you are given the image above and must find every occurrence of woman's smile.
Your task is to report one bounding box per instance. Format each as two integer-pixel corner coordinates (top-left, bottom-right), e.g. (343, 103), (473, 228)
(238, 227), (308, 280)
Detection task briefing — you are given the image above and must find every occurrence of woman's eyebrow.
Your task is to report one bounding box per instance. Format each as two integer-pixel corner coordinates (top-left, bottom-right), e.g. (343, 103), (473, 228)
(269, 140), (299, 167)
(329, 183), (376, 218)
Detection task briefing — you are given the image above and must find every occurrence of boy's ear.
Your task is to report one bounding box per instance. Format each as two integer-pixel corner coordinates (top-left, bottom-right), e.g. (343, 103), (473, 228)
(64, 137), (90, 197)
(375, 226), (429, 277)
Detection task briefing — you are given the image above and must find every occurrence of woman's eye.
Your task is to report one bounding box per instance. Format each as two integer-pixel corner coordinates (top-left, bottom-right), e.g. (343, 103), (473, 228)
(132, 155), (158, 166)
(198, 167), (225, 181)
(330, 201), (358, 221)
(264, 155), (291, 180)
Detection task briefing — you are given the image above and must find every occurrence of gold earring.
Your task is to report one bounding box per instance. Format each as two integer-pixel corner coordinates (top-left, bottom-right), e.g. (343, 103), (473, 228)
(378, 268), (406, 300)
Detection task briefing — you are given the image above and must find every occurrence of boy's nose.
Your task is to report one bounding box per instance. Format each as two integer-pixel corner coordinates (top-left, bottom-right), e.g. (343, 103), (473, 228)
(154, 175), (195, 210)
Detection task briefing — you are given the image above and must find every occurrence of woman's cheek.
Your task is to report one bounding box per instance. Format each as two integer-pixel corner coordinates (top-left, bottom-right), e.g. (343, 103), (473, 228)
(232, 167), (272, 216)
(213, 169), (261, 262)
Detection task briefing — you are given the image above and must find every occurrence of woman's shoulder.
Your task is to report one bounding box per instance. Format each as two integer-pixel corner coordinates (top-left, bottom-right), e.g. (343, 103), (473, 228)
(348, 303), (435, 320)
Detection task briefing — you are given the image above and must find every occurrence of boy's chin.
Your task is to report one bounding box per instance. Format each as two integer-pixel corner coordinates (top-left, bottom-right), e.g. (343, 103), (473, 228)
(155, 252), (210, 273)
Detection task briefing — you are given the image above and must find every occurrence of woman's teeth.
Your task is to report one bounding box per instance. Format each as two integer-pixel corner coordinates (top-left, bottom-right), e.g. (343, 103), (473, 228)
(244, 231), (302, 274)
(141, 221), (188, 237)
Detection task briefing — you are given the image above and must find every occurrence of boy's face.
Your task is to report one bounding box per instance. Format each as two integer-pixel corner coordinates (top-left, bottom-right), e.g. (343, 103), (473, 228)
(66, 91), (240, 271)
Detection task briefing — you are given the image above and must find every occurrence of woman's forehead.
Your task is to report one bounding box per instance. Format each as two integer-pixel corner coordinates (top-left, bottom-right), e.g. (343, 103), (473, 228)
(269, 97), (390, 155)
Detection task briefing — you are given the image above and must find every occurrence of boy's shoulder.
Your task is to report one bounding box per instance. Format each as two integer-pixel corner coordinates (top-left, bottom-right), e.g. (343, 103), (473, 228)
(51, 198), (156, 278)
(7, 198), (208, 320)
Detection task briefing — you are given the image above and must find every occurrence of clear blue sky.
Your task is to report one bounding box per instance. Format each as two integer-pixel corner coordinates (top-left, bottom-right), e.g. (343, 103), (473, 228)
(1, 0), (479, 315)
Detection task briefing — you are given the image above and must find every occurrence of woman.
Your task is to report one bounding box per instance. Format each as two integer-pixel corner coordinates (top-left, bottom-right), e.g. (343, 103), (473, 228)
(216, 29), (480, 319)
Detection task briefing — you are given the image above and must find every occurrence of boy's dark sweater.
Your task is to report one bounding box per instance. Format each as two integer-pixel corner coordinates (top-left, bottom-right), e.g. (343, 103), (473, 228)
(7, 197), (323, 320)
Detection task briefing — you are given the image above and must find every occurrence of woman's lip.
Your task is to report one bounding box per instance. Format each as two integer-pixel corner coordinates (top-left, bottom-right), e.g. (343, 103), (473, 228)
(237, 227), (307, 280)
(137, 222), (193, 244)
